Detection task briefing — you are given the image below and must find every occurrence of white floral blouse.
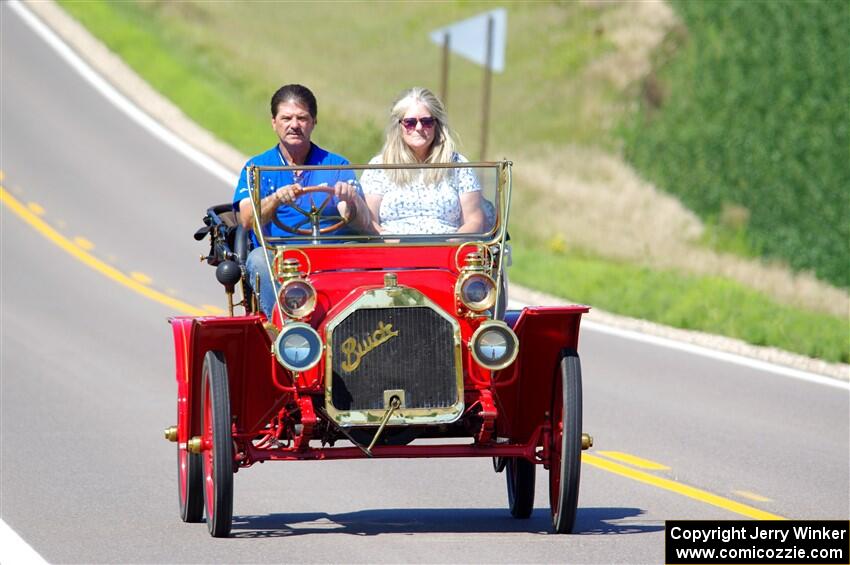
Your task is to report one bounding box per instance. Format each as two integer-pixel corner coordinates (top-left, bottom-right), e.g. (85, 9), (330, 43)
(360, 153), (481, 234)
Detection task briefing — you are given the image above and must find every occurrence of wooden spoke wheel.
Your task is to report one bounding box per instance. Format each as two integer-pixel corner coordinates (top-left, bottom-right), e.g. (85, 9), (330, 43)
(201, 351), (234, 538)
(271, 185), (351, 236)
(549, 349), (583, 534)
(506, 457), (536, 519)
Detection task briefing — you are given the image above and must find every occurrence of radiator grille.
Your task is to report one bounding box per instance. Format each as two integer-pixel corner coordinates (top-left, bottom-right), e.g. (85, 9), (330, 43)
(330, 307), (457, 411)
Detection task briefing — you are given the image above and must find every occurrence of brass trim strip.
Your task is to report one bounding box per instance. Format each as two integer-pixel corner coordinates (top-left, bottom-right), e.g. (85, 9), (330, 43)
(494, 162), (511, 312)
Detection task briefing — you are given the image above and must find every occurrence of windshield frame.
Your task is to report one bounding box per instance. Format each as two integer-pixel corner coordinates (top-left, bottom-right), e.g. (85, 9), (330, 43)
(246, 160), (511, 246)
(246, 160), (513, 322)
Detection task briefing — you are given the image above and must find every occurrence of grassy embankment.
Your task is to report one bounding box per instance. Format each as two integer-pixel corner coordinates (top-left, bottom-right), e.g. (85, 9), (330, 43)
(622, 0), (849, 288)
(58, 1), (848, 363)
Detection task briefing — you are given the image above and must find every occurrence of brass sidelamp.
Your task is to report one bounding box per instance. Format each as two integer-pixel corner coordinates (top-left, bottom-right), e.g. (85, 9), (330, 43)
(275, 257), (317, 320)
(456, 251), (497, 314)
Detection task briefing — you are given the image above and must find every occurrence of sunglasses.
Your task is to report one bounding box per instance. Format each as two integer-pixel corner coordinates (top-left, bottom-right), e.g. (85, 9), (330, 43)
(400, 116), (437, 130)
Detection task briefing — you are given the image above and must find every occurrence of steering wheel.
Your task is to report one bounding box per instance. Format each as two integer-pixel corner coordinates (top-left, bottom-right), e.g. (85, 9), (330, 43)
(271, 185), (353, 236)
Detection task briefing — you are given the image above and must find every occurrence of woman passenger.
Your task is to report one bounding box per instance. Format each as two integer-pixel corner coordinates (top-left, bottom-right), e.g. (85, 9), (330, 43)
(360, 87), (484, 235)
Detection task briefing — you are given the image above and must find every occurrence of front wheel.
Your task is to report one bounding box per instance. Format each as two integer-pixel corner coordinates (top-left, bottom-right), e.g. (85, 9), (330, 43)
(549, 349), (582, 533)
(201, 351), (234, 538)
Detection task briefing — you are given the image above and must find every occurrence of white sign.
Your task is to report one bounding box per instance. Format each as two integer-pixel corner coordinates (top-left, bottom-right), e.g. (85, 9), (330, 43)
(429, 9), (507, 73)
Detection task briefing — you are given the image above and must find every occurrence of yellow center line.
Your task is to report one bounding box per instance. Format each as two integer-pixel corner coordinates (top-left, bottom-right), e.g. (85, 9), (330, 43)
(130, 271), (153, 285)
(734, 490), (773, 503)
(27, 201), (45, 215)
(583, 453), (786, 520)
(596, 450), (671, 470)
(73, 236), (94, 251)
(202, 304), (227, 315)
(1, 187), (206, 316)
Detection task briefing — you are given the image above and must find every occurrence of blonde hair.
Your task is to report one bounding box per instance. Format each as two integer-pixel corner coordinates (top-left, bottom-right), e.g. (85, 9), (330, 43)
(380, 87), (458, 185)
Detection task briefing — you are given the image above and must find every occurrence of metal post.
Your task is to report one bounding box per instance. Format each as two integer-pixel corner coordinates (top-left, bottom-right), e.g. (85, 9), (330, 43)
(440, 32), (450, 107)
(480, 15), (494, 161)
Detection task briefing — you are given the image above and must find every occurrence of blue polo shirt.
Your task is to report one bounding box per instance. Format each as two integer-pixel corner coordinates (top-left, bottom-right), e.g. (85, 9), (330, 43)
(233, 143), (360, 239)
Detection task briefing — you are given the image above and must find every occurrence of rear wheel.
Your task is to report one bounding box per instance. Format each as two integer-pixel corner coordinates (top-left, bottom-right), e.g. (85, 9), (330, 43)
(506, 457), (536, 518)
(201, 351), (233, 538)
(549, 349), (582, 533)
(177, 379), (203, 522)
(178, 448), (203, 522)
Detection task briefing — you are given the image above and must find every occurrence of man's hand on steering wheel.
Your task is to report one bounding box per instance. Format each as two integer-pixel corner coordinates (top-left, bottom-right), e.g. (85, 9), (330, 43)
(333, 179), (359, 220)
(274, 183), (303, 205)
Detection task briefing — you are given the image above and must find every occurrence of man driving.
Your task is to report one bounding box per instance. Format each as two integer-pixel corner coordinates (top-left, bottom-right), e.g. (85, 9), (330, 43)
(233, 84), (371, 318)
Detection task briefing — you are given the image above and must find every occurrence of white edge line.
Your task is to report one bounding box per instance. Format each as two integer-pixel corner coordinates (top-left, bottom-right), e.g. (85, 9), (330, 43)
(12, 0), (847, 393)
(582, 319), (850, 391)
(8, 0), (237, 187)
(0, 519), (49, 565)
(509, 300), (850, 390)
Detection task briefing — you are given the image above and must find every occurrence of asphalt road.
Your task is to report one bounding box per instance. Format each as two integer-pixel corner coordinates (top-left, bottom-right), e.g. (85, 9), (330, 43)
(2, 3), (848, 563)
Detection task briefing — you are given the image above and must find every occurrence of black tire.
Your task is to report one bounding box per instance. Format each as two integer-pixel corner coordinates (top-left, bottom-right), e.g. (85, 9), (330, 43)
(549, 349), (582, 534)
(506, 457), (536, 518)
(178, 447), (203, 522)
(492, 456), (507, 473)
(201, 351), (234, 538)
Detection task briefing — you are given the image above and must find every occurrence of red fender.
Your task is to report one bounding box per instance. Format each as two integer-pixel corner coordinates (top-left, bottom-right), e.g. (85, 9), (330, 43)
(169, 315), (279, 441)
(169, 317), (195, 448)
(492, 306), (588, 443)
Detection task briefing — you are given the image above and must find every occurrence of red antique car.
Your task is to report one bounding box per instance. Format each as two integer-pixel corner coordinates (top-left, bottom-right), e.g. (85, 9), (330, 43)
(166, 160), (591, 537)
